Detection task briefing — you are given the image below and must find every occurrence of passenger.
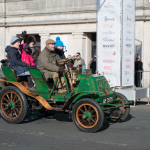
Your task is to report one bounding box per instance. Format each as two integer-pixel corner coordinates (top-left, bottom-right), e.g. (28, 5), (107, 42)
(21, 44), (35, 66)
(20, 31), (41, 65)
(55, 37), (66, 59)
(37, 39), (67, 93)
(5, 37), (36, 91)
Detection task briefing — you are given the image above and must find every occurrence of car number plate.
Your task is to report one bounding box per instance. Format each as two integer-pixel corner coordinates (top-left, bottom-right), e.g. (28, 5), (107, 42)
(103, 97), (113, 103)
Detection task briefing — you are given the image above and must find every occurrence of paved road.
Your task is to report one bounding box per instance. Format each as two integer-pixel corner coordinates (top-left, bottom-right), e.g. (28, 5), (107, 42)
(0, 103), (150, 150)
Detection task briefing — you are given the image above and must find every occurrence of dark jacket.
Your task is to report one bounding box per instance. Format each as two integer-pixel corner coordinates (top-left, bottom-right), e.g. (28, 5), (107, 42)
(5, 46), (27, 68)
(135, 61), (143, 80)
(55, 48), (66, 59)
(5, 46), (28, 75)
(90, 61), (96, 74)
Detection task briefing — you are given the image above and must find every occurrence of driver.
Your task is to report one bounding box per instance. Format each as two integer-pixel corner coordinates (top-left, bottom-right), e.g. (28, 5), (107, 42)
(37, 39), (67, 93)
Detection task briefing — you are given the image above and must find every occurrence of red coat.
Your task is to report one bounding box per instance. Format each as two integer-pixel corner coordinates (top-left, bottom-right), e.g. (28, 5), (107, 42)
(20, 43), (35, 66)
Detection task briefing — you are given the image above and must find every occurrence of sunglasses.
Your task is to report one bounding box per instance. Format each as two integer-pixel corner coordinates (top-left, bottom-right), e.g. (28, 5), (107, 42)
(76, 55), (80, 57)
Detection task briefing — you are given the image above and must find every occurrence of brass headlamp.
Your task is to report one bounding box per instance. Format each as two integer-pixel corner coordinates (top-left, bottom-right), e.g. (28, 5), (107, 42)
(71, 72), (79, 84)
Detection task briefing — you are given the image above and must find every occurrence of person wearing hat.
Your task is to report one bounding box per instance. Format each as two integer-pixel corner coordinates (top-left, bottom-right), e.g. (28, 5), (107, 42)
(19, 31), (41, 65)
(21, 44), (35, 66)
(5, 37), (36, 91)
(55, 37), (66, 59)
(135, 54), (143, 87)
(37, 39), (66, 93)
(73, 52), (85, 68)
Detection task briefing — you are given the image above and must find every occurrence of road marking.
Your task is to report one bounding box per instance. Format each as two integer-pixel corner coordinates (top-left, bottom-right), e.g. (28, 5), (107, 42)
(1, 143), (15, 147)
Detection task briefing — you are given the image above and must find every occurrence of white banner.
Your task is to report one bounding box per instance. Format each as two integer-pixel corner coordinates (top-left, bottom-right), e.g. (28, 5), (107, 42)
(122, 0), (135, 86)
(97, 0), (121, 87)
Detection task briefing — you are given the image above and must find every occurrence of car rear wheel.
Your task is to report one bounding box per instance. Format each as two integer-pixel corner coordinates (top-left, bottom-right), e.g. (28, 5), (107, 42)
(72, 98), (104, 133)
(0, 86), (28, 124)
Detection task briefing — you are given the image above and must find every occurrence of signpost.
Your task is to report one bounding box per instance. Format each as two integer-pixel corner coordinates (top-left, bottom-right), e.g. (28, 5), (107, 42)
(97, 0), (121, 87)
(122, 0), (135, 86)
(97, 0), (135, 87)
(97, 0), (150, 106)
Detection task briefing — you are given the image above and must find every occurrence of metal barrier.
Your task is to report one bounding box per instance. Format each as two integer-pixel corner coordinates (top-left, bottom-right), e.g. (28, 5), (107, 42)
(135, 70), (150, 105)
(135, 70), (150, 88)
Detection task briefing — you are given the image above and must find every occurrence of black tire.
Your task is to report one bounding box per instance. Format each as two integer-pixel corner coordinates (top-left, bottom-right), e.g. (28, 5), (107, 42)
(72, 98), (104, 133)
(108, 92), (130, 122)
(0, 86), (28, 124)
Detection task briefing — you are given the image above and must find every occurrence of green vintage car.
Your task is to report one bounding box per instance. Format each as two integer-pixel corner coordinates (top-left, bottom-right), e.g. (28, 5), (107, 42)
(0, 60), (130, 133)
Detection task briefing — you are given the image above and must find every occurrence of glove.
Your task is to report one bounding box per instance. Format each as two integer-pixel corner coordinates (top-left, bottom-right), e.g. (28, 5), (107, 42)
(20, 31), (27, 38)
(0, 59), (6, 64)
(58, 66), (65, 72)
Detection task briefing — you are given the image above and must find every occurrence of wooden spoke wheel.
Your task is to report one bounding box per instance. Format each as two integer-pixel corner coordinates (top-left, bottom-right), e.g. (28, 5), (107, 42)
(0, 86), (28, 124)
(72, 99), (104, 133)
(1, 92), (22, 119)
(109, 92), (130, 122)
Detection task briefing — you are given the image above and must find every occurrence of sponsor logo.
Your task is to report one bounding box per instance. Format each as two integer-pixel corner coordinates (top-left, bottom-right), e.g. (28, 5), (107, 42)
(102, 51), (112, 55)
(126, 23), (131, 27)
(125, 71), (131, 75)
(103, 24), (114, 28)
(126, 30), (132, 34)
(127, 78), (130, 82)
(126, 37), (132, 41)
(104, 16), (115, 21)
(103, 37), (116, 42)
(103, 31), (115, 34)
(126, 44), (132, 48)
(104, 3), (114, 8)
(102, 51), (116, 56)
(103, 45), (115, 48)
(125, 50), (132, 55)
(112, 51), (116, 56)
(126, 65), (131, 68)
(103, 59), (115, 63)
(104, 66), (113, 70)
(127, 3), (132, 8)
(127, 15), (132, 21)
(126, 59), (131, 62)
(101, 72), (113, 75)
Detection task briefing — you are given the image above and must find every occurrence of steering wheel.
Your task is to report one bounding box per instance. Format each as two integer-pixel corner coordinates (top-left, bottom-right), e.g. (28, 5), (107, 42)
(57, 58), (71, 64)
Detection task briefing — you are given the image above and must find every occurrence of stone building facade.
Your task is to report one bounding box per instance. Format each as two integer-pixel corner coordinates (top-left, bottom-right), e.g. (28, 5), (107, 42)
(0, 0), (149, 70)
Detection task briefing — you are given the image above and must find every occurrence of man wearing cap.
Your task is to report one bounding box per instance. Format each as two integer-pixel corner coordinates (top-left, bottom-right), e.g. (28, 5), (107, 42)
(37, 39), (66, 93)
(73, 52), (85, 68)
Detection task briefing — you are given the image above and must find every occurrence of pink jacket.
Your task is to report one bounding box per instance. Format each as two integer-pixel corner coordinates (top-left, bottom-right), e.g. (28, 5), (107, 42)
(20, 43), (35, 66)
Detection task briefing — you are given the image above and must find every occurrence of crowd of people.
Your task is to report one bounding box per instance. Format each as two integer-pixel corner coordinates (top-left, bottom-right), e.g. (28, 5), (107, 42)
(1, 31), (97, 92)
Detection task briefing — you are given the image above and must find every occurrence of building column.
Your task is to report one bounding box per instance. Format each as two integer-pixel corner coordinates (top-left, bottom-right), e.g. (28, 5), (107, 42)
(72, 32), (84, 56)
(39, 33), (50, 50)
(72, 32), (92, 68)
